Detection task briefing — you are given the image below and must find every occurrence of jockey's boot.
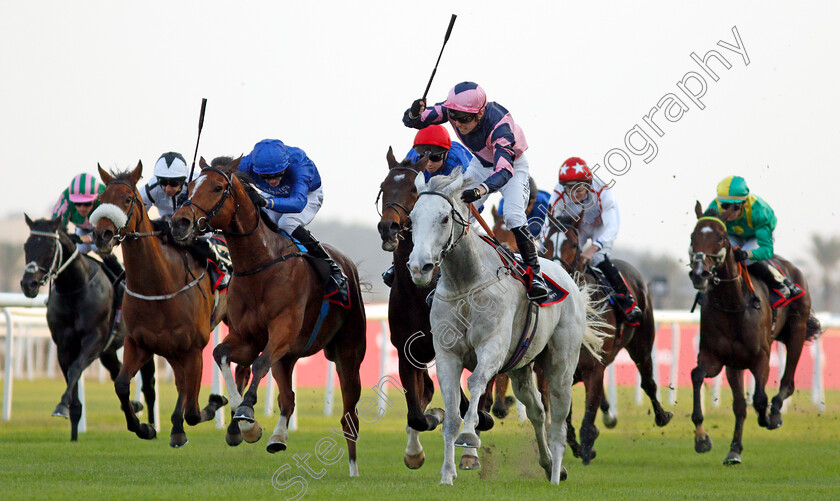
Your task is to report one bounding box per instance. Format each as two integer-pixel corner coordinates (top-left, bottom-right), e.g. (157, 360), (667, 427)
(382, 264), (395, 288)
(512, 225), (549, 302)
(192, 237), (229, 292)
(292, 226), (349, 305)
(596, 256), (642, 324)
(747, 261), (804, 303)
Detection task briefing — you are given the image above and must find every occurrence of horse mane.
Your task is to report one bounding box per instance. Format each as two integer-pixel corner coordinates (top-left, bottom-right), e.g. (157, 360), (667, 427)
(702, 207), (720, 218)
(111, 169), (135, 182)
(422, 168), (463, 198)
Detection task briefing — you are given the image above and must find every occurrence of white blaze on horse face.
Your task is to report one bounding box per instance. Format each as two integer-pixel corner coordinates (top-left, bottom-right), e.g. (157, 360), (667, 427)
(393, 174), (406, 182)
(700, 227), (715, 234)
(190, 172), (208, 200)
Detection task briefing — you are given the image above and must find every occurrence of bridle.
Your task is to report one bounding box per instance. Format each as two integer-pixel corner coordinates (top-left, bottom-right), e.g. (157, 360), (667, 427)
(179, 167), (260, 237)
(375, 166), (420, 235)
(689, 217), (741, 286)
(24, 230), (80, 287)
(99, 180), (161, 241)
(416, 190), (470, 266)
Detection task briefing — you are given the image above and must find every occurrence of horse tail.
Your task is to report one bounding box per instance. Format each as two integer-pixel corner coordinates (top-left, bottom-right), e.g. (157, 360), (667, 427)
(806, 311), (823, 343)
(578, 280), (612, 362)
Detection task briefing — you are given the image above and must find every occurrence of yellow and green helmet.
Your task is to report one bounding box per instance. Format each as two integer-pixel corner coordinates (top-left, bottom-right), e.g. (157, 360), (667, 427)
(716, 175), (749, 203)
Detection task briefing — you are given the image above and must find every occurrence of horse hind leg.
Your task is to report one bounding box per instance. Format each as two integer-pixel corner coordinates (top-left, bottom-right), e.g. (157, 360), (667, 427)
(579, 368), (605, 465)
(599, 394), (617, 428)
(69, 380), (82, 442)
(625, 329), (673, 427)
(509, 365), (553, 478)
(770, 331), (807, 430)
(491, 374), (511, 419)
(266, 359), (296, 454)
(751, 364), (771, 429)
(332, 342), (364, 477)
(138, 359), (156, 425)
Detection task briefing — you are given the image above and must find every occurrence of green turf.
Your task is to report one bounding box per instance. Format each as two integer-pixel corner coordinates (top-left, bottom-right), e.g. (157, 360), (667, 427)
(0, 378), (837, 500)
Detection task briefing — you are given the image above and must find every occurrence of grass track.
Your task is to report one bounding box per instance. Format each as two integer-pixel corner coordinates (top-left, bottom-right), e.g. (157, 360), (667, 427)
(1, 379), (838, 500)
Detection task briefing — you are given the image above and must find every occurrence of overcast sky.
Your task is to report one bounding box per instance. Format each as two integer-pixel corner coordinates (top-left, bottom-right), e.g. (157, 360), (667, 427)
(1, 1), (837, 267)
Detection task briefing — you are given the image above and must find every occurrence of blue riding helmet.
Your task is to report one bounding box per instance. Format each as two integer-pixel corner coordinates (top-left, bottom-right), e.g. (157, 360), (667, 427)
(249, 139), (290, 175)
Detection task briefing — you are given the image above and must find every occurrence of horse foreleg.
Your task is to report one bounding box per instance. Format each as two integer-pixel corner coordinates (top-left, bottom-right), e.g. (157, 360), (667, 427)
(115, 336), (156, 440)
(167, 359), (188, 448)
(333, 348), (364, 477)
(691, 364), (712, 453)
(138, 359), (156, 426)
(751, 361), (770, 429)
(266, 359), (296, 454)
(398, 359), (430, 469)
(625, 333), (673, 428)
(55, 332), (102, 420)
(724, 366), (746, 465)
(566, 398), (581, 458)
(458, 348), (501, 451)
(435, 352), (463, 485)
(213, 335), (257, 411)
(491, 374), (511, 419)
(509, 365), (552, 478)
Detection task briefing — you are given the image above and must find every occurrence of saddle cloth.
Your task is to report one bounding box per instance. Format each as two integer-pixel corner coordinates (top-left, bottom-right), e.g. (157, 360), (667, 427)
(765, 258), (805, 308)
(479, 235), (568, 307)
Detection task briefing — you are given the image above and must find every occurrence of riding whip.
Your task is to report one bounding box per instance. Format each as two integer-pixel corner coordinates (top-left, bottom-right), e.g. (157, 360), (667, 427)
(188, 98), (208, 183)
(422, 14), (457, 101)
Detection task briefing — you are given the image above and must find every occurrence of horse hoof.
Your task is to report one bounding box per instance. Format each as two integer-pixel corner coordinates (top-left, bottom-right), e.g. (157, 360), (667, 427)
(476, 411), (495, 432)
(602, 412), (618, 429)
(767, 413), (783, 430)
(233, 406), (255, 423)
(581, 447), (596, 465)
(170, 433), (188, 448)
(52, 404), (70, 419)
(458, 454), (480, 470)
(266, 435), (287, 453)
(242, 421), (263, 443)
(694, 434), (713, 454)
(757, 414), (769, 428)
(723, 451), (741, 465)
(209, 394), (229, 408)
(455, 432), (480, 449)
(404, 451), (426, 469)
(491, 404), (509, 420)
(656, 411), (673, 427)
(131, 400), (145, 414)
(425, 408), (445, 430)
(137, 424), (157, 440)
(225, 431), (243, 447)
(560, 466), (568, 481)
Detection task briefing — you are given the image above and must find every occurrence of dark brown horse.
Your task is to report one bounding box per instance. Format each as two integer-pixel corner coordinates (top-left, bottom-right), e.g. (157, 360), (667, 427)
(545, 212), (671, 464)
(377, 148), (493, 471)
(170, 158), (367, 476)
(688, 202), (821, 465)
(91, 163), (228, 447)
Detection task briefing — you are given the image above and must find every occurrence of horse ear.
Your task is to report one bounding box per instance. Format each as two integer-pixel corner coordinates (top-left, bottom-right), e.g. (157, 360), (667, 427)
(199, 156), (208, 169)
(130, 161), (143, 185)
(47, 217), (61, 232)
(415, 155), (429, 172)
(229, 155), (242, 171)
(491, 205), (498, 220)
(694, 200), (704, 219)
(24, 213), (34, 228)
(386, 147), (398, 169)
(98, 163), (114, 185)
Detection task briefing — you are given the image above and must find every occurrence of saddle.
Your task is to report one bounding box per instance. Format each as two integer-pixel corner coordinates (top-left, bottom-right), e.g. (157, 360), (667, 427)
(479, 235), (568, 307)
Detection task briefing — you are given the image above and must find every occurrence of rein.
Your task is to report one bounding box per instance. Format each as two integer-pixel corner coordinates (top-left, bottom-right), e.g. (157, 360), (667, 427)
(25, 230), (81, 287)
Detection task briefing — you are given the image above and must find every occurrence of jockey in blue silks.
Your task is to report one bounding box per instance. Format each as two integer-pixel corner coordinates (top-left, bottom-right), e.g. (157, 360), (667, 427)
(238, 139), (347, 304)
(381, 125), (472, 288)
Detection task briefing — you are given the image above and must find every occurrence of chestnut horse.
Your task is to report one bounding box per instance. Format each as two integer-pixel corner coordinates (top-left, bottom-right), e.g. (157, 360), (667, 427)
(544, 212), (672, 464)
(91, 163), (228, 448)
(688, 202), (821, 465)
(170, 158), (366, 476)
(377, 148), (493, 471)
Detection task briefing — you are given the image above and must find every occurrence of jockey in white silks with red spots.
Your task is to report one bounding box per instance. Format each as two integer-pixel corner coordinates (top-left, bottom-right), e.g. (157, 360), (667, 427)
(403, 81), (549, 301)
(541, 157), (642, 324)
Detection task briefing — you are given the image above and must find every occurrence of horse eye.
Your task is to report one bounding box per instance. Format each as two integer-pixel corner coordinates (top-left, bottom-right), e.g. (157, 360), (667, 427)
(214, 185), (223, 192)
(441, 215), (449, 224)
(125, 197), (132, 204)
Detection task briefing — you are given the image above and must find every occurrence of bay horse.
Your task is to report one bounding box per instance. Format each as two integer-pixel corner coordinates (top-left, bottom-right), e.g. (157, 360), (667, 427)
(548, 212), (672, 464)
(90, 163), (229, 448)
(20, 215), (153, 441)
(688, 202), (821, 465)
(377, 148), (493, 471)
(169, 158), (366, 476)
(407, 169), (607, 485)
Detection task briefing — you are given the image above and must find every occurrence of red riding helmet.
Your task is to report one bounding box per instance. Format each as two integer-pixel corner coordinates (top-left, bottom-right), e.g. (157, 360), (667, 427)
(413, 125), (452, 150)
(558, 157), (592, 184)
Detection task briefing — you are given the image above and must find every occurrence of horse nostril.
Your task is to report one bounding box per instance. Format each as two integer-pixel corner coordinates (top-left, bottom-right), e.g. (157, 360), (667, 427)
(421, 263), (434, 274)
(100, 229), (113, 243)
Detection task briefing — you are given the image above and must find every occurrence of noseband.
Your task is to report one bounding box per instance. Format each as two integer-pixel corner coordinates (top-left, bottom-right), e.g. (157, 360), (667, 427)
(416, 190), (470, 266)
(24, 231), (80, 287)
(689, 218), (740, 285)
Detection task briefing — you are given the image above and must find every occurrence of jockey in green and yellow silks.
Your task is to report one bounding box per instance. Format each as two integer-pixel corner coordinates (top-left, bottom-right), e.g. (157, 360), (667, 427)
(707, 175), (803, 303)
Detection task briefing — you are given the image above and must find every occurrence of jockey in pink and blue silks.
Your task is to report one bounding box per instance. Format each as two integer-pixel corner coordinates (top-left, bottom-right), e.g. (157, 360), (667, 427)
(403, 81), (549, 301)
